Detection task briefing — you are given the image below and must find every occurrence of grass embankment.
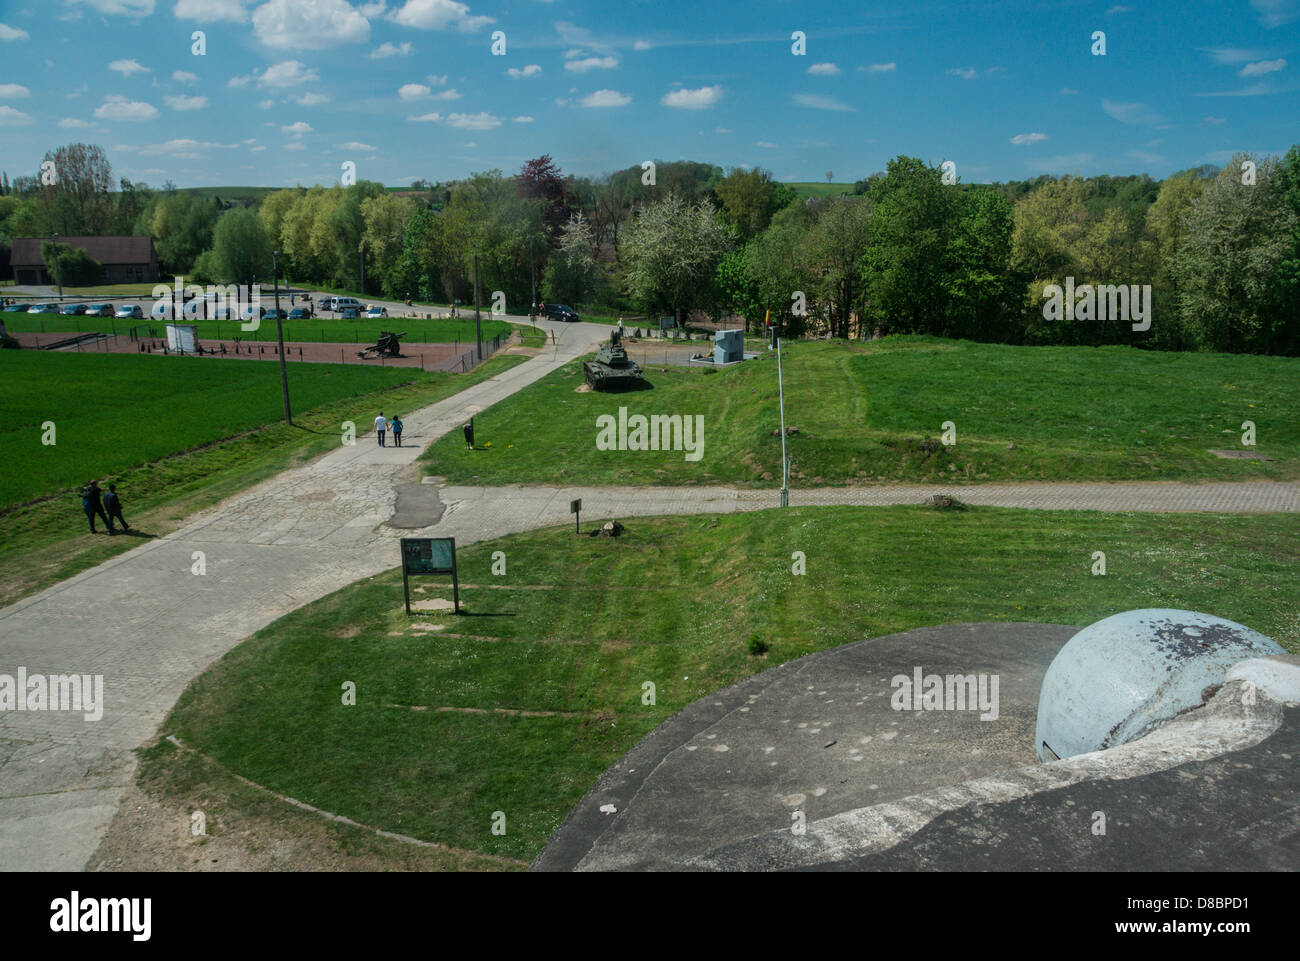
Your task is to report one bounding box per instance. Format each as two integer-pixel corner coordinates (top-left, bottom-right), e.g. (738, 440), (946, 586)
(420, 336), (1300, 487)
(0, 350), (528, 606)
(154, 506), (1300, 865)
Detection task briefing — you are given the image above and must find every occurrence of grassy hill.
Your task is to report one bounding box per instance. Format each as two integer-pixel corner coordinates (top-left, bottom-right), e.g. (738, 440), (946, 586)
(419, 336), (1300, 487)
(784, 181), (856, 199)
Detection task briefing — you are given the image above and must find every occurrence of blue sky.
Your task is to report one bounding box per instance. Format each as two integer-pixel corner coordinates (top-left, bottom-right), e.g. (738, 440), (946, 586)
(0, 0), (1296, 188)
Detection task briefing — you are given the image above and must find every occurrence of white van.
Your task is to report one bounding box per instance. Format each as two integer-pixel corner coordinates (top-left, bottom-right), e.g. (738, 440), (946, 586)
(333, 297), (363, 313)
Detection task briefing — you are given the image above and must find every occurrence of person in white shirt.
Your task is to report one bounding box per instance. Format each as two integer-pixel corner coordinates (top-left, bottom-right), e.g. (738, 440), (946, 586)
(374, 413), (387, 447)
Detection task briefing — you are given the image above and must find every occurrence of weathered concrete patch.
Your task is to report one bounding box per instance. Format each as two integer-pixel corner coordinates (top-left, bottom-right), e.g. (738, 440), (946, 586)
(388, 481), (445, 529)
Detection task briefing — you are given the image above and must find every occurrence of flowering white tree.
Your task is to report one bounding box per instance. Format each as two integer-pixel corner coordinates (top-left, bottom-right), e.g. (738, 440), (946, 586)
(621, 192), (734, 325)
(542, 212), (600, 306)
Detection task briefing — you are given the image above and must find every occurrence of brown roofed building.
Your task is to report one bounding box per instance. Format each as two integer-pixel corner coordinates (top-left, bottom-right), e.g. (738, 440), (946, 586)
(10, 236), (159, 286)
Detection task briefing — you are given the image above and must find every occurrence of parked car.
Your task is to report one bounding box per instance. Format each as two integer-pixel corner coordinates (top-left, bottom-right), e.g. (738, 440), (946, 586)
(3, 303), (29, 313)
(543, 303), (580, 322)
(29, 303), (61, 314)
(288, 307), (312, 320)
(115, 304), (144, 319)
(265, 308), (288, 320)
(341, 307), (360, 319)
(61, 303), (88, 316)
(334, 296), (364, 313)
(365, 306), (388, 318)
(240, 305), (268, 321)
(85, 303), (114, 317)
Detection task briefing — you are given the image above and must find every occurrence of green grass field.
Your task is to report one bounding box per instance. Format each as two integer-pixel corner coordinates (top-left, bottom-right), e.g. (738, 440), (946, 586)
(0, 350), (529, 605)
(6, 312), (514, 346)
(154, 505), (1300, 863)
(419, 337), (1300, 486)
(784, 181), (856, 199)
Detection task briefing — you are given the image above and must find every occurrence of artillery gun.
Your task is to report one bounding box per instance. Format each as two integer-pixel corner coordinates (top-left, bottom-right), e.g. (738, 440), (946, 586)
(583, 327), (646, 390)
(357, 330), (406, 360)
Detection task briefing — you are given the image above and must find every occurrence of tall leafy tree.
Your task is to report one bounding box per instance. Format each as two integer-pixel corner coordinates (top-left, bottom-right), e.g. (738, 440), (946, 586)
(210, 206), (273, 285)
(621, 191), (734, 324)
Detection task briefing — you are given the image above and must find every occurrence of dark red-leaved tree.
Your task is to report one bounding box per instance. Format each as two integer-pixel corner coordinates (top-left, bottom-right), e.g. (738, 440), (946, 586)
(516, 155), (578, 243)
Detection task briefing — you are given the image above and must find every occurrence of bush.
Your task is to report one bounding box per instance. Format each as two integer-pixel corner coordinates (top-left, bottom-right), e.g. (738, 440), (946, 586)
(43, 243), (103, 286)
(748, 634), (768, 656)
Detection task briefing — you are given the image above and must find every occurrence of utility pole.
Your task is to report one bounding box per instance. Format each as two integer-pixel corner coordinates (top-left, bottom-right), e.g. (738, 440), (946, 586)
(359, 240), (365, 296)
(271, 251), (292, 425)
(473, 248), (482, 361)
(777, 334), (789, 508)
(50, 233), (63, 301)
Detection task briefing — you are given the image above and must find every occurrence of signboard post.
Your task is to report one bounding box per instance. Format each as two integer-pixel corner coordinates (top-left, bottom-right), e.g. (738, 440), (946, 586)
(571, 498), (582, 534)
(400, 536), (459, 615)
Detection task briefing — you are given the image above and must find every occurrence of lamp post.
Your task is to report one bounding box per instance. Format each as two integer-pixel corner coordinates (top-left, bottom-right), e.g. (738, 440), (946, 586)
(529, 234), (536, 324)
(473, 247), (482, 362)
(777, 333), (789, 508)
(271, 251), (291, 425)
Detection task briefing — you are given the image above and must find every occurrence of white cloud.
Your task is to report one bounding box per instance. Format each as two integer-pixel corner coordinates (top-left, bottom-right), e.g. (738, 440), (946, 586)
(1101, 99), (1163, 125)
(633, 40), (651, 51)
(109, 58), (149, 75)
(172, 70), (199, 84)
(129, 138), (241, 156)
(282, 121), (312, 136)
(1129, 150), (1164, 164)
(859, 62), (896, 73)
(284, 141), (307, 150)
(259, 99), (275, 109)
(1059, 87), (1079, 95)
(427, 73), (448, 85)
(164, 94), (208, 110)
(565, 56), (618, 72)
(792, 93), (853, 111)
(432, 88), (461, 100)
(1010, 132), (1048, 145)
(507, 64), (542, 78)
(1203, 47), (1266, 64)
(388, 0), (494, 31)
(715, 126), (731, 133)
(445, 111), (500, 128)
(1106, 4), (1133, 12)
(399, 83), (430, 100)
(252, 0), (370, 50)
(512, 115), (532, 123)
(661, 85), (722, 109)
(341, 140), (376, 150)
(1250, 0), (1298, 27)
(173, 0), (247, 22)
(947, 67), (978, 80)
(93, 95), (159, 121)
(407, 111), (441, 122)
(369, 41), (412, 58)
(292, 92), (329, 105)
(358, 1), (386, 14)
(0, 24), (31, 41)
(581, 89), (630, 108)
(1240, 58), (1286, 76)
(0, 84), (29, 99)
(251, 145), (268, 151)
(258, 61), (321, 87)
(1197, 82), (1274, 97)
(0, 106), (33, 124)
(807, 62), (840, 76)
(65, 0), (154, 13)
(59, 117), (94, 128)
(755, 140), (777, 148)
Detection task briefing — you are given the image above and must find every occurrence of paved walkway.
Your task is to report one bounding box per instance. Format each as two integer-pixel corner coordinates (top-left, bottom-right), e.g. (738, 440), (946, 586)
(1, 315), (1297, 870)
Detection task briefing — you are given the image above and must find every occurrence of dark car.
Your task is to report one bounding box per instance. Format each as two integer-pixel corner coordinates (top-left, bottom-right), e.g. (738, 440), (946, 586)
(265, 308), (288, 320)
(288, 307), (312, 319)
(543, 304), (579, 322)
(341, 307), (360, 319)
(3, 303), (28, 313)
(86, 303), (114, 317)
(61, 303), (89, 316)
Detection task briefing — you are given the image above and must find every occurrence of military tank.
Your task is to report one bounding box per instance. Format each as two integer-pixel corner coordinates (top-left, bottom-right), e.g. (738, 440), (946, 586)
(583, 328), (646, 390)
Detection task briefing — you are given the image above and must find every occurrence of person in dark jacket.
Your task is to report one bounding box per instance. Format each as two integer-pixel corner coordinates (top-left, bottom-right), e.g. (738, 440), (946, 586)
(81, 480), (110, 534)
(463, 419), (474, 451)
(103, 483), (130, 532)
(390, 415), (404, 448)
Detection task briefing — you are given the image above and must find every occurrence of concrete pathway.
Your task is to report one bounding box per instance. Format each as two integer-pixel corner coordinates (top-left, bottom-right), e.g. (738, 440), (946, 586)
(1, 314), (1297, 870)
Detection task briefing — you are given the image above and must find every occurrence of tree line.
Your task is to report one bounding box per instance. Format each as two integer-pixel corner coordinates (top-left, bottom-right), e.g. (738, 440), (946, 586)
(2, 143), (1296, 354)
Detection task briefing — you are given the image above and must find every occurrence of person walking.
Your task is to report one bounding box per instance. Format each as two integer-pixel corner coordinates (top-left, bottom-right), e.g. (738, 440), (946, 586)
(80, 480), (110, 534)
(390, 415), (404, 448)
(103, 483), (130, 533)
(463, 419), (475, 451)
(374, 412), (387, 447)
